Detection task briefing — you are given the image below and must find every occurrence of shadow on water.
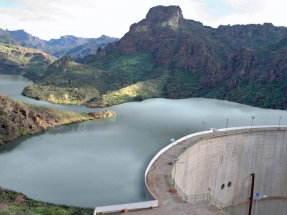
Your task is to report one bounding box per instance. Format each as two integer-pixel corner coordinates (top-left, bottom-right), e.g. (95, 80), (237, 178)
(0, 115), (117, 154)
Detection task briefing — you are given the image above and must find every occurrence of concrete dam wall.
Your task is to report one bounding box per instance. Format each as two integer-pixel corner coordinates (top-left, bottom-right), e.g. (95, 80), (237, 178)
(172, 128), (287, 215)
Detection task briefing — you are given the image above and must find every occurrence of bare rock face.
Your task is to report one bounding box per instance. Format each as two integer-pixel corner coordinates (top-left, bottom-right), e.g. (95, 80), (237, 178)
(88, 110), (116, 119)
(0, 203), (8, 211)
(145, 5), (183, 23)
(14, 195), (25, 205)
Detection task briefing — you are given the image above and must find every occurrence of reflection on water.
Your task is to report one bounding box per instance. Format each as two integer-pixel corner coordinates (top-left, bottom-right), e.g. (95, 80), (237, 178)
(0, 75), (286, 207)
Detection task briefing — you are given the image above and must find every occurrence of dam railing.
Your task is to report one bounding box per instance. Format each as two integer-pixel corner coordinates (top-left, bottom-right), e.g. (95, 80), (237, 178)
(172, 180), (238, 215)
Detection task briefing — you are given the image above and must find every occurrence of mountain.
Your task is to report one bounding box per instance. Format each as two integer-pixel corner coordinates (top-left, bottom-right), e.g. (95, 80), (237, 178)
(92, 6), (287, 68)
(21, 5), (287, 109)
(0, 43), (56, 79)
(6, 29), (44, 46)
(53, 35), (118, 59)
(7, 29), (118, 57)
(0, 28), (26, 46)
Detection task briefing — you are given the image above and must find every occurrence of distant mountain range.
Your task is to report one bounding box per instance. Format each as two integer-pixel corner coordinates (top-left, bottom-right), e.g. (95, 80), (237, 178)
(0, 28), (26, 46)
(0, 28), (117, 80)
(6, 29), (118, 58)
(3, 5), (287, 110)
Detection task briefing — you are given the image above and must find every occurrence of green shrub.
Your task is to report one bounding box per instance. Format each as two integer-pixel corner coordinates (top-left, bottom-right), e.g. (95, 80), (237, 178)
(8, 205), (18, 212)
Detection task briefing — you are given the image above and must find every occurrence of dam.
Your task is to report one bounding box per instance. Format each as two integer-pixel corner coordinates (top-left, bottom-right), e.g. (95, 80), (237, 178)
(172, 126), (287, 215)
(94, 126), (287, 214)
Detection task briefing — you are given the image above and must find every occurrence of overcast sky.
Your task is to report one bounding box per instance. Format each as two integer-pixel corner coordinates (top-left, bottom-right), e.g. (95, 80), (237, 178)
(0, 0), (286, 40)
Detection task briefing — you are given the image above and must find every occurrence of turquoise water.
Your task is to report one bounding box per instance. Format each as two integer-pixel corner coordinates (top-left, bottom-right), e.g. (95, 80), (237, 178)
(0, 75), (286, 207)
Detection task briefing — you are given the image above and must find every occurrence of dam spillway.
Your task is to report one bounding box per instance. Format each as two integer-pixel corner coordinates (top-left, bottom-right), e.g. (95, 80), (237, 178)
(172, 127), (287, 215)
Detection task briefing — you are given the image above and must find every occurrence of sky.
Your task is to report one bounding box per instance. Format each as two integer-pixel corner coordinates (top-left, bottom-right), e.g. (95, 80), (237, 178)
(0, 0), (286, 40)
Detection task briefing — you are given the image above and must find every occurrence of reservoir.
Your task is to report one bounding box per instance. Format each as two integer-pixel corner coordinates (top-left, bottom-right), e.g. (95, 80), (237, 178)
(0, 75), (286, 208)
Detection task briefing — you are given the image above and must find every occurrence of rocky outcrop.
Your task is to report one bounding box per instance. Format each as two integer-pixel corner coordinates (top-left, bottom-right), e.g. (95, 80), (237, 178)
(88, 110), (116, 119)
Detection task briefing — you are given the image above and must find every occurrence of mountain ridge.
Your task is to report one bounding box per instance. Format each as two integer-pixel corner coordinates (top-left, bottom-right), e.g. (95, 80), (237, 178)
(18, 5), (287, 109)
(7, 29), (118, 58)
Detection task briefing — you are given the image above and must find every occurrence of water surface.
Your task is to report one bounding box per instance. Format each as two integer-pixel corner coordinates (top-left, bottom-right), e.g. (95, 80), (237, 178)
(0, 75), (286, 207)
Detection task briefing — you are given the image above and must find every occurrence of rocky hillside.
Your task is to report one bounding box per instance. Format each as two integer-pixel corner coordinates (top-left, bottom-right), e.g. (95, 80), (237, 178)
(0, 43), (56, 80)
(7, 29), (118, 58)
(0, 94), (115, 145)
(22, 5), (287, 109)
(200, 38), (287, 109)
(0, 188), (93, 215)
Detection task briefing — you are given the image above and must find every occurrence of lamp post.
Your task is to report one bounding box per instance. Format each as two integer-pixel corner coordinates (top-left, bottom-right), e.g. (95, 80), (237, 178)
(171, 138), (175, 147)
(185, 128), (191, 140)
(279, 116), (282, 129)
(170, 138), (175, 157)
(173, 158), (184, 188)
(202, 121), (206, 138)
(251, 116), (255, 130)
(226, 118), (230, 133)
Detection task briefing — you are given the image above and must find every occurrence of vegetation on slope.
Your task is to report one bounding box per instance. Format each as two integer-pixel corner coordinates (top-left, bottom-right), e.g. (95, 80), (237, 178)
(0, 43), (56, 79)
(0, 94), (115, 145)
(0, 188), (93, 215)
(22, 52), (167, 107)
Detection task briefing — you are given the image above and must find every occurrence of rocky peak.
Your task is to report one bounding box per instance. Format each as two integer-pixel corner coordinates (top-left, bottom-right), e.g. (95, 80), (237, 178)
(146, 5), (183, 24)
(7, 29), (44, 45)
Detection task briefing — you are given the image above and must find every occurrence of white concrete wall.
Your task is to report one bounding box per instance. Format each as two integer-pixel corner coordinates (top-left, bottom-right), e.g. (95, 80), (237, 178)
(94, 201), (158, 214)
(173, 128), (287, 215)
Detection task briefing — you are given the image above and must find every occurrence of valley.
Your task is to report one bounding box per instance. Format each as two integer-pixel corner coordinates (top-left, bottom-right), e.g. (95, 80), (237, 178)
(0, 3), (287, 215)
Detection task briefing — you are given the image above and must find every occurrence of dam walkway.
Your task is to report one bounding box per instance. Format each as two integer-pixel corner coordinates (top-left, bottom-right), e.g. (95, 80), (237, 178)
(107, 134), (225, 215)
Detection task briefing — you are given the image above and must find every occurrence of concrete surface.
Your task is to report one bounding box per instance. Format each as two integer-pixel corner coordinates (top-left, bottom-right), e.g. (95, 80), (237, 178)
(106, 135), (225, 215)
(173, 128), (287, 215)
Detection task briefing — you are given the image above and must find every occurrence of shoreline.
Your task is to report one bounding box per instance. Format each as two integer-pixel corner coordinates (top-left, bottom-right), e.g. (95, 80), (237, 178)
(0, 94), (115, 145)
(0, 187), (94, 215)
(0, 94), (115, 214)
